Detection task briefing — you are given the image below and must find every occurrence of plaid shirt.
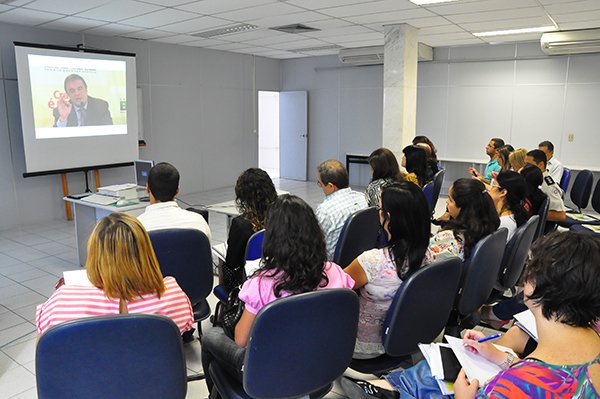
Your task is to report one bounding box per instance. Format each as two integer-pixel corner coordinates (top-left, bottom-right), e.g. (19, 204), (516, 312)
(316, 187), (368, 259)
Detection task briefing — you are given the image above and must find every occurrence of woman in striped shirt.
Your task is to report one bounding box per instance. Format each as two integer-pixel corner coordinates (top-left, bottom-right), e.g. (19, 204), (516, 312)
(36, 213), (193, 335)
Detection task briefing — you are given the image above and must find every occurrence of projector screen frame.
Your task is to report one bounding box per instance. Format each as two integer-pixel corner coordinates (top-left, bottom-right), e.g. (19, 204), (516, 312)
(14, 42), (138, 178)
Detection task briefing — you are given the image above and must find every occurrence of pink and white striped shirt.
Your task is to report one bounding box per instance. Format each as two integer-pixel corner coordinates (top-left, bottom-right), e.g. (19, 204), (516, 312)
(36, 276), (193, 335)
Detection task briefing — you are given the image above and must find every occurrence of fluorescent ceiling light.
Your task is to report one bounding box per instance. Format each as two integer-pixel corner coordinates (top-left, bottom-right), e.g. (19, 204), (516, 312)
(474, 26), (555, 37)
(409, 0), (459, 5)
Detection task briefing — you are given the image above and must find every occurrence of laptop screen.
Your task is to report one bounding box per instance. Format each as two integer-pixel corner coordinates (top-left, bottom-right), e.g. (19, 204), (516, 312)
(134, 160), (154, 188)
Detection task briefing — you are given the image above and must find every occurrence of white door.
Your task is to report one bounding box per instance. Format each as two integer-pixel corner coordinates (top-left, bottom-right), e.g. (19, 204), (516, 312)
(279, 91), (307, 181)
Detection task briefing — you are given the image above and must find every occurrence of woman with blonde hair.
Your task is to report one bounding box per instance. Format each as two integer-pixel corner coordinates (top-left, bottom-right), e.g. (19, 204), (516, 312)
(508, 148), (528, 172)
(36, 213), (193, 335)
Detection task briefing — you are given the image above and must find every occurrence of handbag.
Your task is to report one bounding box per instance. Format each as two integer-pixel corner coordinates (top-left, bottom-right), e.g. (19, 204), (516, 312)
(213, 285), (245, 339)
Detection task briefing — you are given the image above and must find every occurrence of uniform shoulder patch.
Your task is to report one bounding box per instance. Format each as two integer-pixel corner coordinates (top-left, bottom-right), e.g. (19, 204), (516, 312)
(544, 175), (556, 186)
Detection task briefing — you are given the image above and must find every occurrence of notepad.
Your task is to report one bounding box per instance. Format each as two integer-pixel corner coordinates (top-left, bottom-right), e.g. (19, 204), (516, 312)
(445, 335), (517, 384)
(514, 309), (538, 341)
(63, 269), (93, 286)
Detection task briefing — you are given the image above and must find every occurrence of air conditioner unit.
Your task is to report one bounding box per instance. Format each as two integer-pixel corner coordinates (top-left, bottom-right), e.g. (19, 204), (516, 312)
(541, 29), (600, 55)
(338, 43), (433, 66)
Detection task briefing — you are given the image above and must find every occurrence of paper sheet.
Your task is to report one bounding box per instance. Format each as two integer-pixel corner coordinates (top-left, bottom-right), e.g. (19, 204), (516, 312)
(63, 269), (93, 286)
(514, 309), (538, 341)
(244, 259), (262, 276)
(418, 343), (454, 395)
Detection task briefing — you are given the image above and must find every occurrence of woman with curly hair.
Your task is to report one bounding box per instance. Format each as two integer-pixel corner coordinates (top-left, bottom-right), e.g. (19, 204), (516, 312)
(221, 168), (277, 291)
(201, 195), (355, 393)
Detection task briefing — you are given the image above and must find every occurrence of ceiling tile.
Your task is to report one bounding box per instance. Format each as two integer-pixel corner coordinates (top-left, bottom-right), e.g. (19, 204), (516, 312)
(121, 29), (171, 40)
(419, 24), (464, 35)
(303, 25), (375, 38)
(83, 23), (140, 36)
(24, 0), (110, 15)
(247, 10), (326, 28)
(481, 33), (543, 44)
(284, 0), (370, 10)
(558, 21), (600, 30)
(426, 0), (539, 15)
(0, 7), (62, 25)
(319, 0), (418, 19)
(135, 0), (195, 6)
(269, 37), (330, 50)
(366, 16), (450, 31)
(176, 0), (277, 15)
(460, 16), (554, 32)
(241, 32), (304, 47)
(339, 38), (384, 48)
(158, 16), (230, 34)
(214, 2), (305, 21)
(76, 0), (162, 22)
(222, 28), (281, 42)
(344, 8), (436, 25)
(553, 10), (600, 24)
(180, 38), (232, 47)
(120, 8), (197, 28)
(305, 18), (354, 30)
(203, 42), (254, 51)
(152, 34), (198, 44)
(38, 16), (107, 31)
(543, 0), (600, 14)
(446, 7), (547, 24)
(321, 32), (383, 45)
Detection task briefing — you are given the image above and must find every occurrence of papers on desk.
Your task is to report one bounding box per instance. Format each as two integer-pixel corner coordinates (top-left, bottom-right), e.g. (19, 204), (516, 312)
(583, 224), (600, 233)
(245, 259), (262, 276)
(63, 269), (93, 287)
(514, 309), (538, 341)
(569, 213), (599, 222)
(444, 335), (517, 384)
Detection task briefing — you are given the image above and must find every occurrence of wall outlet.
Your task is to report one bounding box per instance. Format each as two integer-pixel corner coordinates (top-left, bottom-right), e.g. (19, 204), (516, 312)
(568, 133), (574, 142)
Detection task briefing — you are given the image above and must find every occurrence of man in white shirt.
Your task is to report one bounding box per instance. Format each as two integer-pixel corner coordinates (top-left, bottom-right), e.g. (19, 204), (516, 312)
(137, 162), (212, 242)
(525, 150), (566, 223)
(538, 140), (564, 184)
(315, 159), (368, 259)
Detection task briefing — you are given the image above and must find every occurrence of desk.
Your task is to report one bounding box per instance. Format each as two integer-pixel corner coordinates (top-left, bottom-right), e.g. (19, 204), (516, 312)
(64, 197), (147, 266)
(346, 153), (369, 177)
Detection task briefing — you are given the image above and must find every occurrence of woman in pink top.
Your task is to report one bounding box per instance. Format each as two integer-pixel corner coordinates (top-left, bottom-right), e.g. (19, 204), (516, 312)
(201, 194), (355, 394)
(36, 213), (193, 335)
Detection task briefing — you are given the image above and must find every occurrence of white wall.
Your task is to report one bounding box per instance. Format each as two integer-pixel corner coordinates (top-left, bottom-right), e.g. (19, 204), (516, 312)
(281, 41), (600, 195)
(0, 22), (280, 230)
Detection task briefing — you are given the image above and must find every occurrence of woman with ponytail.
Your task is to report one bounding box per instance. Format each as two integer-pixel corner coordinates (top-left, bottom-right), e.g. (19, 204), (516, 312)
(488, 170), (528, 241)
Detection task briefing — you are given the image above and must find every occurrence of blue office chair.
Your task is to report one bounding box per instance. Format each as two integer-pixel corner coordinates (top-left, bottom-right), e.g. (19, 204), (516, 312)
(213, 229), (265, 303)
(36, 314), (187, 399)
(349, 257), (463, 375)
(566, 169), (593, 213)
(560, 167), (571, 193)
(446, 228), (508, 336)
(208, 289), (359, 399)
(560, 180), (600, 228)
(148, 229), (213, 339)
(430, 169), (446, 214)
(422, 180), (434, 210)
(534, 197), (550, 240)
(333, 207), (380, 268)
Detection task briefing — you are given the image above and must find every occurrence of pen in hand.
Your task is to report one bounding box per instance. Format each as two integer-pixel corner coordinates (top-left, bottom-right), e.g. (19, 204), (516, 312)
(476, 333), (502, 343)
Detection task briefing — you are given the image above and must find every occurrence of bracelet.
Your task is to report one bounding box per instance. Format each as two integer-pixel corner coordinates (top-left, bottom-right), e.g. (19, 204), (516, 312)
(498, 352), (515, 370)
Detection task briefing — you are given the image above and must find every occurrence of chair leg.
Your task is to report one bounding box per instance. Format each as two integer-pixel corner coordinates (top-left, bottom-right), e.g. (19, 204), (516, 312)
(187, 373), (206, 382)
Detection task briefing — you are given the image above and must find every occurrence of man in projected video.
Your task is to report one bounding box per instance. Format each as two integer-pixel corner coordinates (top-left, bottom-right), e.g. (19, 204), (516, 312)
(53, 74), (113, 127)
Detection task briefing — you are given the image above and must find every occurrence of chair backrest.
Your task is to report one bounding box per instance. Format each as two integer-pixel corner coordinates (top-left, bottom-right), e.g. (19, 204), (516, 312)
(457, 228), (508, 316)
(422, 181), (435, 211)
(560, 167), (571, 193)
(430, 169), (446, 213)
(497, 216), (539, 290)
(569, 169), (593, 211)
(243, 289), (359, 399)
(591, 180), (600, 214)
(333, 207), (380, 268)
(148, 229), (213, 305)
(534, 196), (550, 240)
(244, 229), (265, 261)
(36, 314), (187, 399)
(382, 257), (462, 356)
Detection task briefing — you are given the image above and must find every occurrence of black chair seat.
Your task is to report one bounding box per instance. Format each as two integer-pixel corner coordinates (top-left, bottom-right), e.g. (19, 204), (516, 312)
(193, 299), (211, 322)
(349, 354), (411, 375)
(333, 207), (380, 268)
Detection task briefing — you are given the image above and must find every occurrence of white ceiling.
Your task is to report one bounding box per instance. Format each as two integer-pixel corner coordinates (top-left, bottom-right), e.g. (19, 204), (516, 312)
(1, 0), (600, 59)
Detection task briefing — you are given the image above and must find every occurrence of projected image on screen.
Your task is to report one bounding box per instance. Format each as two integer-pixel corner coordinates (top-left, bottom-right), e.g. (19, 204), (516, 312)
(29, 54), (127, 139)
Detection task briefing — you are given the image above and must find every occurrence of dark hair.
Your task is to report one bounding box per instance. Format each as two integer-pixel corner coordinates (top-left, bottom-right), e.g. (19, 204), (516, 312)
(441, 178), (500, 258)
(258, 195), (328, 297)
(520, 165), (547, 216)
(235, 168), (277, 231)
(317, 159), (349, 189)
(380, 182), (431, 279)
(527, 149), (547, 169)
(497, 146), (512, 172)
(64, 73), (87, 91)
(147, 162), (179, 202)
(523, 231), (600, 327)
(413, 136), (438, 162)
(538, 140), (554, 152)
(491, 138), (505, 149)
(503, 144), (515, 152)
(495, 171), (528, 227)
(403, 145), (428, 186)
(369, 148), (401, 182)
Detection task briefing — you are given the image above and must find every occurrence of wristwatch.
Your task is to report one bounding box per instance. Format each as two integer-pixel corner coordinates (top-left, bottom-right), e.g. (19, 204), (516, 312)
(498, 352), (515, 370)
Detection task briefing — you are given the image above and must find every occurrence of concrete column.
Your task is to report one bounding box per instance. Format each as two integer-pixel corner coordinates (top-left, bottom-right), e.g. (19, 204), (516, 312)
(382, 23), (418, 159)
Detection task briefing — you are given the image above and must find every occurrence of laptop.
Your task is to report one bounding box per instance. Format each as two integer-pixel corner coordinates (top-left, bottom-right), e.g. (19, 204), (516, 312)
(134, 160), (154, 190)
